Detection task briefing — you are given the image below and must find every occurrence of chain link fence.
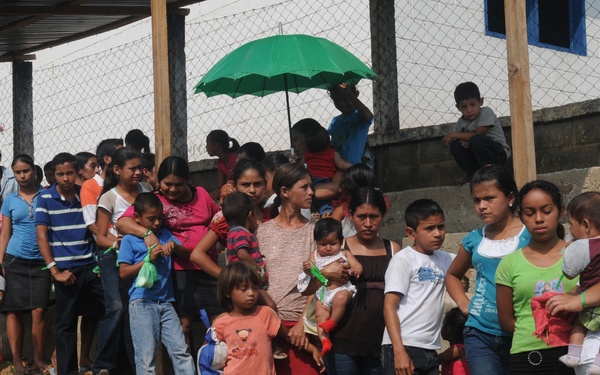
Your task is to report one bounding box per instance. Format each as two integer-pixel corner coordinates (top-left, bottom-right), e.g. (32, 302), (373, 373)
(395, 0), (600, 127)
(186, 0), (373, 161)
(1, 0), (600, 181)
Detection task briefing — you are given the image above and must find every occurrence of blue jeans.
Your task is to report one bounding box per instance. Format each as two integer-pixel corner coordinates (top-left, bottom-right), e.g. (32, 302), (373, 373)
(129, 299), (195, 375)
(312, 177), (333, 214)
(54, 263), (106, 375)
(463, 326), (511, 375)
(324, 351), (382, 375)
(97, 249), (125, 373)
(381, 345), (438, 375)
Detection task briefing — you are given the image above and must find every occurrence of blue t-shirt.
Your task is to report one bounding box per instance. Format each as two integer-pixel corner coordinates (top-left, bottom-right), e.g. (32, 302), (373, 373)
(35, 184), (95, 269)
(118, 228), (179, 303)
(463, 226), (531, 336)
(328, 109), (374, 164)
(1, 189), (43, 260)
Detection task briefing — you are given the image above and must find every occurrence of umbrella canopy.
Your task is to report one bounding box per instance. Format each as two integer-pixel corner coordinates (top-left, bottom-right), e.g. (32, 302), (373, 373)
(194, 34), (377, 98)
(193, 34), (377, 151)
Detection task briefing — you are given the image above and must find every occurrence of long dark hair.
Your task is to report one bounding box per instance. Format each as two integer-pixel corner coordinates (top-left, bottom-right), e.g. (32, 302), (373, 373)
(11, 153), (35, 170)
(157, 156), (190, 183)
(260, 153), (289, 173)
(208, 130), (240, 153)
(519, 180), (565, 239)
(349, 187), (387, 217)
(101, 147), (141, 195)
(270, 163), (310, 218)
(470, 165), (519, 214)
(232, 158), (266, 185)
(125, 129), (151, 153)
(75, 152), (96, 175)
(217, 262), (261, 312)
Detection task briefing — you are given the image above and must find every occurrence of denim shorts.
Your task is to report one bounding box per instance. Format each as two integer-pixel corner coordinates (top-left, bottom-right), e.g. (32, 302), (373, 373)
(463, 326), (511, 375)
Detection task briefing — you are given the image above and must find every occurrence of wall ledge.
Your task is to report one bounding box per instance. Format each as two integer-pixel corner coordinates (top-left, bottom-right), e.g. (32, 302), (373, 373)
(368, 97), (600, 147)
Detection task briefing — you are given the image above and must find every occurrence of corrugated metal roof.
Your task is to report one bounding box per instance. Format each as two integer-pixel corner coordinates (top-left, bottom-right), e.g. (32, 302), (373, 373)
(0, 0), (203, 61)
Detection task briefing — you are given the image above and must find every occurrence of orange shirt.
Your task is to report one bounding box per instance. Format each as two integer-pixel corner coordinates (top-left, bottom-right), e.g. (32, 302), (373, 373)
(214, 306), (281, 375)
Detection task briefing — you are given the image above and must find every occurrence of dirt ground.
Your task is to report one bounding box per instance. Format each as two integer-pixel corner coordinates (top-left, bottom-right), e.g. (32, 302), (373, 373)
(0, 361), (92, 375)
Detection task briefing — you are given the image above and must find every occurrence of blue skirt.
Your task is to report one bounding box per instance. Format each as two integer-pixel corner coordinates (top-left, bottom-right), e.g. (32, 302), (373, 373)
(2, 254), (51, 311)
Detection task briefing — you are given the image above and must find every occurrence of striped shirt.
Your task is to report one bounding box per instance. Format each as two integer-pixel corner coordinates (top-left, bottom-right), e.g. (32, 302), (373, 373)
(35, 184), (95, 269)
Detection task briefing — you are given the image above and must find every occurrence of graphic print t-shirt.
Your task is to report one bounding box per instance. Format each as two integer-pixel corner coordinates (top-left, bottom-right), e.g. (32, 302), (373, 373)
(381, 246), (455, 349)
(213, 306), (281, 375)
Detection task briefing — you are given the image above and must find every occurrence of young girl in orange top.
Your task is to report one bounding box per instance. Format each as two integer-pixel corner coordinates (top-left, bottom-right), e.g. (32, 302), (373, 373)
(213, 262), (324, 375)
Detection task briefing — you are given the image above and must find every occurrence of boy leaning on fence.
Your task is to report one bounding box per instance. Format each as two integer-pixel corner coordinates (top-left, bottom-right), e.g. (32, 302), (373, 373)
(441, 81), (511, 178)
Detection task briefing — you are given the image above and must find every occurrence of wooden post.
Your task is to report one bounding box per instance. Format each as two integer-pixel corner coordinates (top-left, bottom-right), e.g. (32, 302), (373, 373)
(151, 0), (171, 164)
(505, 0), (536, 186)
(149, 3), (173, 374)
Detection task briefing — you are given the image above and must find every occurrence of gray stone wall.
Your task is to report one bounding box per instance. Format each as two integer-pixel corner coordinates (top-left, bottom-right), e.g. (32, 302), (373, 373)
(369, 97), (600, 191)
(190, 98), (600, 238)
(191, 98), (600, 195)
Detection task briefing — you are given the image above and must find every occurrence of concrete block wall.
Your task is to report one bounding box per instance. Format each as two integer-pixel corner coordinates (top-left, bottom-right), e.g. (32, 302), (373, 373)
(369, 97), (600, 191)
(190, 98), (600, 237)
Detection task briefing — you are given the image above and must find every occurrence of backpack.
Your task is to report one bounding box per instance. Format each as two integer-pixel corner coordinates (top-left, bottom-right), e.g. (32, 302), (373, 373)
(197, 309), (227, 375)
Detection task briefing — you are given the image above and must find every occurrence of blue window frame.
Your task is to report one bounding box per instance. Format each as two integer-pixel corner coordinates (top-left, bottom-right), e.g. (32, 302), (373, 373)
(485, 0), (587, 56)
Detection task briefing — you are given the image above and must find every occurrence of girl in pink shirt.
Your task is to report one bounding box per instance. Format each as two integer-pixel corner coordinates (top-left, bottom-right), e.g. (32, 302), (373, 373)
(206, 129), (239, 200)
(214, 262), (324, 375)
(440, 307), (470, 375)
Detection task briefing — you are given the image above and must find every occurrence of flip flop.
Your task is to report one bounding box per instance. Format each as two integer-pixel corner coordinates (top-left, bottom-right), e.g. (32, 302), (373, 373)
(273, 352), (288, 360)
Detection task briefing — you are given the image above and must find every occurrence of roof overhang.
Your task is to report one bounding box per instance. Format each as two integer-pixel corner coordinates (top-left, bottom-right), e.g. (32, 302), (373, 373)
(0, 0), (203, 62)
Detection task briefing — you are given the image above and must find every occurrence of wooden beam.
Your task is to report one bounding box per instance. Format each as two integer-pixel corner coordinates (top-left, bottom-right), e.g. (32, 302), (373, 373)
(3, 16), (145, 57)
(151, 0), (172, 163)
(0, 6), (151, 16)
(505, 0), (536, 187)
(0, 54), (36, 63)
(0, 6), (190, 17)
(0, 0), (87, 37)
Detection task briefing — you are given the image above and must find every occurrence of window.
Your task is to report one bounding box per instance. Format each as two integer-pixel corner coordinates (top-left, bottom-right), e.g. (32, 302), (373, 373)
(485, 0), (587, 56)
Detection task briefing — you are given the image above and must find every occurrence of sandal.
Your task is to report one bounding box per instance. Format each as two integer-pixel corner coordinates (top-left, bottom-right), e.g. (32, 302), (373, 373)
(272, 344), (288, 360)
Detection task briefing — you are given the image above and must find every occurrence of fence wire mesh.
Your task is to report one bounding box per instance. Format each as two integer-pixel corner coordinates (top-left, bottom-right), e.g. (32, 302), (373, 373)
(186, 0), (373, 161)
(1, 0), (600, 182)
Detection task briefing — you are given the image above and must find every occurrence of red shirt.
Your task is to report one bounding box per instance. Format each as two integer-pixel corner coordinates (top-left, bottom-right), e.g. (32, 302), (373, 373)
(304, 148), (336, 179)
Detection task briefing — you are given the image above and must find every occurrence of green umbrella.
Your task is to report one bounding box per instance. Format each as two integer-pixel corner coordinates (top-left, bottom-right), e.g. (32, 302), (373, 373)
(193, 34), (377, 150)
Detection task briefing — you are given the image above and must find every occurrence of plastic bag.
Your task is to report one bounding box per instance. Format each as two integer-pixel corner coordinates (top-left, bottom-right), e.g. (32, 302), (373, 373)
(135, 245), (158, 289)
(197, 309), (227, 375)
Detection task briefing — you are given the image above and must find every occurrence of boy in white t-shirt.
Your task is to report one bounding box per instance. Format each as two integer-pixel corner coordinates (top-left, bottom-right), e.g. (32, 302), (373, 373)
(381, 199), (455, 375)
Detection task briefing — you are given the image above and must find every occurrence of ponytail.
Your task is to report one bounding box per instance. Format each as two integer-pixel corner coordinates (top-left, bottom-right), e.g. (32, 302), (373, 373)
(208, 130), (239, 153)
(270, 195), (282, 219)
(229, 137), (240, 153)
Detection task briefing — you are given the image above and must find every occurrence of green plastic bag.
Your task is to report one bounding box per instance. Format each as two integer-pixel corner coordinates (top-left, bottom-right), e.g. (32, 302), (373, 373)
(135, 245), (159, 289)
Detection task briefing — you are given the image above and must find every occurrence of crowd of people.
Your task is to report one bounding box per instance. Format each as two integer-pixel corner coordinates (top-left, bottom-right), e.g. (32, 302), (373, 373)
(0, 80), (598, 375)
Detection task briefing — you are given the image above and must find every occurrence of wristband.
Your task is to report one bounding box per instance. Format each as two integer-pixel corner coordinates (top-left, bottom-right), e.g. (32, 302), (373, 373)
(143, 229), (153, 238)
(45, 261), (56, 270)
(582, 292), (588, 308)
